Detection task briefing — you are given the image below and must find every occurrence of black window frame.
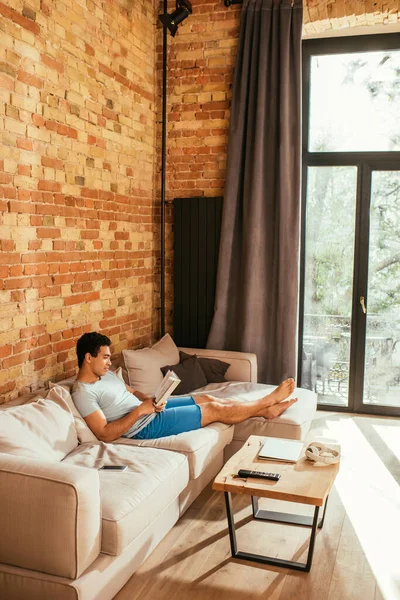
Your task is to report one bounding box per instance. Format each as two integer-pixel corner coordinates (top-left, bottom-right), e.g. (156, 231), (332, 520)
(298, 33), (400, 416)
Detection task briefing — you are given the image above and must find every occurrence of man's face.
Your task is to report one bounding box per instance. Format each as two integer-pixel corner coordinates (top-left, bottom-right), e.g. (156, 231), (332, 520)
(85, 346), (111, 377)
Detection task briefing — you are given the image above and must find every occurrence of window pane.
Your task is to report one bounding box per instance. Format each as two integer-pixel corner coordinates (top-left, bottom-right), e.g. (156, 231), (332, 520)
(301, 167), (357, 406)
(363, 171), (400, 407)
(309, 50), (400, 152)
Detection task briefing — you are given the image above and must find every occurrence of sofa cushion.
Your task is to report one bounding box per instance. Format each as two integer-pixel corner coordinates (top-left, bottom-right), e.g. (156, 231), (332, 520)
(180, 351), (230, 383)
(46, 385), (98, 444)
(0, 397), (78, 461)
(63, 442), (189, 556)
(122, 333), (179, 396)
(161, 355), (207, 395)
(115, 422), (234, 479)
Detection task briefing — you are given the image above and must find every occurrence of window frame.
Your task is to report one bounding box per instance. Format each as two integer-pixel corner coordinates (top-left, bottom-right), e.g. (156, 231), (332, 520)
(298, 33), (400, 416)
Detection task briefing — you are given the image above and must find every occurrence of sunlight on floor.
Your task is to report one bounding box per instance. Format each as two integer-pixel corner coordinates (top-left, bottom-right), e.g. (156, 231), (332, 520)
(373, 423), (400, 462)
(323, 417), (400, 600)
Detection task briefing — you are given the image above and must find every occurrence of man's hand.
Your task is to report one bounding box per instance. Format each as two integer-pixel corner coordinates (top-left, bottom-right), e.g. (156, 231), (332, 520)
(154, 401), (167, 413)
(138, 397), (158, 416)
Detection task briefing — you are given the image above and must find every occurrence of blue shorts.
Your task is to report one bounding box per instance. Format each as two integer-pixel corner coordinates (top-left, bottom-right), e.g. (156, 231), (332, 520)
(132, 397), (202, 439)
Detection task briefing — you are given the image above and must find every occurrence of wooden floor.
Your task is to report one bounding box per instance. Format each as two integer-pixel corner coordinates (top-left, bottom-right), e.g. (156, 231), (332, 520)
(115, 412), (400, 600)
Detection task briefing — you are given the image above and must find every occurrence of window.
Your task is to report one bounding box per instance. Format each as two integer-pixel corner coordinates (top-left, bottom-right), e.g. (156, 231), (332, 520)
(299, 34), (400, 417)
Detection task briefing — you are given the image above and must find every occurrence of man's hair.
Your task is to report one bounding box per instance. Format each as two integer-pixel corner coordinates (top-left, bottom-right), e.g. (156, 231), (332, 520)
(76, 332), (111, 368)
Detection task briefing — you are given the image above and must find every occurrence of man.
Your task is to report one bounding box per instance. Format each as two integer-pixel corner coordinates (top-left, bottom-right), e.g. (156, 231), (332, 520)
(72, 332), (298, 442)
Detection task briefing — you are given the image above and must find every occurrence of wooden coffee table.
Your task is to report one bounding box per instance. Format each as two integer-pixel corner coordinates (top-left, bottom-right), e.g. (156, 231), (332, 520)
(212, 435), (339, 572)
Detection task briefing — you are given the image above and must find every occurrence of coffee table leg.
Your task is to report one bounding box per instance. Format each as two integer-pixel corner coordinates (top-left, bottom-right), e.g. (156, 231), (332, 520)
(224, 491), (238, 556)
(224, 492), (320, 572)
(252, 495), (329, 529)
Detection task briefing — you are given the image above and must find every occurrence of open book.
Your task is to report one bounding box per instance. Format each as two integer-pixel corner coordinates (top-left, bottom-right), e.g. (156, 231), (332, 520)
(153, 370), (181, 406)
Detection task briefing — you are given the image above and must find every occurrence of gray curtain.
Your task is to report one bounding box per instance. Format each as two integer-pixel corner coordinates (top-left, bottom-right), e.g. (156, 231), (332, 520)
(207, 0), (303, 385)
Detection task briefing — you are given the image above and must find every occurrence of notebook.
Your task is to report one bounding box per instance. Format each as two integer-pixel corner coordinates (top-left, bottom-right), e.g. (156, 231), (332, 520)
(258, 437), (304, 463)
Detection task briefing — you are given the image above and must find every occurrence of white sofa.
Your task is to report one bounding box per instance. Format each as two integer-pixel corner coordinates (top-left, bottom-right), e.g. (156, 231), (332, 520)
(0, 346), (317, 600)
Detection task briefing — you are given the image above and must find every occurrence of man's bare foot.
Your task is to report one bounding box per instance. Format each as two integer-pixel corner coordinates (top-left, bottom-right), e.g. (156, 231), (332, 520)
(269, 378), (295, 402)
(256, 379), (295, 412)
(258, 397), (298, 420)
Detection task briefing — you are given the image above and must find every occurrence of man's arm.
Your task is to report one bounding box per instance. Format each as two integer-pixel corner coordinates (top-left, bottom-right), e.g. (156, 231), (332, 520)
(84, 397), (157, 443)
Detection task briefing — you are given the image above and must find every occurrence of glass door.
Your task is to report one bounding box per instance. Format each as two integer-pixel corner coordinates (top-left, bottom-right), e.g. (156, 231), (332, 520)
(301, 166), (358, 407)
(301, 34), (400, 415)
(355, 170), (400, 413)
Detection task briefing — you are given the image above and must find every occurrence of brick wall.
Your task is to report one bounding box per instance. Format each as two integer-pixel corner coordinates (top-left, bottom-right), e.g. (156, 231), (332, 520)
(160, 0), (241, 327)
(0, 0), (157, 402)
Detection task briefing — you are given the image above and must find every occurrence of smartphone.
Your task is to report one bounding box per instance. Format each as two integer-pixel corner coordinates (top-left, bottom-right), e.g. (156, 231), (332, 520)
(99, 465), (128, 471)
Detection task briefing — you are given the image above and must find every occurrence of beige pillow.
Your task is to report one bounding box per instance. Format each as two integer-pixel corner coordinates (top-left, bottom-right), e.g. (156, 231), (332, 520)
(46, 385), (98, 444)
(0, 397), (78, 461)
(122, 334), (179, 395)
(49, 375), (76, 391)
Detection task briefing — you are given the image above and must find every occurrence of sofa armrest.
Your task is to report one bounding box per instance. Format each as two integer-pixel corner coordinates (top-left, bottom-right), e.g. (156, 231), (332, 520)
(179, 347), (258, 383)
(0, 453), (101, 579)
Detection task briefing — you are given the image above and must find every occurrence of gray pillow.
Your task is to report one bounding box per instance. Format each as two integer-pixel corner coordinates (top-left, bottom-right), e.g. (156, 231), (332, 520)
(179, 351), (229, 384)
(161, 355), (207, 395)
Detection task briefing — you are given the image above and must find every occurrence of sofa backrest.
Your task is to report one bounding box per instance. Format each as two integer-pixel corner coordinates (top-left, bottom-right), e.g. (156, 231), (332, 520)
(0, 396), (79, 461)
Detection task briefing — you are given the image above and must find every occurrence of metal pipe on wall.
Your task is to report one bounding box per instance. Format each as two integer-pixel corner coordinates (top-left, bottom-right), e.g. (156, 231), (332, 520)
(160, 0), (168, 337)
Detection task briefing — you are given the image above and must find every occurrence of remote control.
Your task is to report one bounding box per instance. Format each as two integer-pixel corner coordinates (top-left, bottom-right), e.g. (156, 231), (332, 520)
(237, 469), (281, 481)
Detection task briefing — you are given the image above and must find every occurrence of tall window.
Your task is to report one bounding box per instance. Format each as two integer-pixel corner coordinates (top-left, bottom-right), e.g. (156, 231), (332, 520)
(299, 34), (400, 417)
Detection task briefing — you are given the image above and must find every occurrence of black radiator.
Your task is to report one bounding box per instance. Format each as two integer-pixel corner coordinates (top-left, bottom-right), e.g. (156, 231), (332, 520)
(173, 196), (223, 348)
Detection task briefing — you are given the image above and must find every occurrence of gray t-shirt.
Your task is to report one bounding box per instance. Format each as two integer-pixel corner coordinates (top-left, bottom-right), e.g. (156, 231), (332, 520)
(72, 371), (155, 438)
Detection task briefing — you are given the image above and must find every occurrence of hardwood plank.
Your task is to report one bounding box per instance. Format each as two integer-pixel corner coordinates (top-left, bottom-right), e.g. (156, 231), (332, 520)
(327, 515), (376, 600)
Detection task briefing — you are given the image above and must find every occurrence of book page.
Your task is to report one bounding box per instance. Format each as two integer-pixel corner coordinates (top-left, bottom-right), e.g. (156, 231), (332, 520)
(154, 371), (181, 406)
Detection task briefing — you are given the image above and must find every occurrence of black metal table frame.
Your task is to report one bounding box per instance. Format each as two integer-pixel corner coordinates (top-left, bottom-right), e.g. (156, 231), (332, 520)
(224, 492), (329, 572)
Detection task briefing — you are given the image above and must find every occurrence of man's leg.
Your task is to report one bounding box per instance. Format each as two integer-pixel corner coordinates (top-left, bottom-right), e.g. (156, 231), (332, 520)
(132, 401), (202, 439)
(193, 378), (296, 415)
(199, 396), (297, 427)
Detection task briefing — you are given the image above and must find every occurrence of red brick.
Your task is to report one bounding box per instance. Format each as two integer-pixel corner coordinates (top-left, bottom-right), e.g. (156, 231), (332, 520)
(57, 351), (69, 363)
(8, 200), (31, 213)
(30, 344), (52, 360)
(53, 339), (74, 352)
(102, 107), (117, 121)
(28, 239), (42, 250)
(85, 43), (95, 56)
(0, 240), (15, 251)
(0, 3), (40, 35)
(32, 113), (45, 127)
(57, 124), (77, 139)
(17, 70), (42, 89)
(17, 138), (33, 150)
(0, 172), (12, 185)
(41, 54), (64, 73)
(12, 341), (28, 354)
(3, 351), (30, 369)
(81, 230), (99, 239)
(45, 120), (58, 132)
(0, 345), (12, 359)
(36, 227), (61, 238)
(41, 156), (63, 170)
(38, 180), (61, 192)
(18, 189), (31, 200)
(81, 187), (98, 198)
(34, 358), (46, 371)
(0, 381), (16, 395)
(1, 252), (20, 264)
(9, 265), (22, 277)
